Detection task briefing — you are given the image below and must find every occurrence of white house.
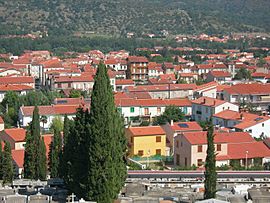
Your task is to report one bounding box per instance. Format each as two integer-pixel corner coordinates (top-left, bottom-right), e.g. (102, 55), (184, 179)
(18, 104), (87, 129)
(213, 110), (270, 138)
(192, 97), (239, 122)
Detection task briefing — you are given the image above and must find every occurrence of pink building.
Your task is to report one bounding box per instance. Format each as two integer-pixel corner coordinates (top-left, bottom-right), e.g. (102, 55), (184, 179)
(174, 131), (270, 167)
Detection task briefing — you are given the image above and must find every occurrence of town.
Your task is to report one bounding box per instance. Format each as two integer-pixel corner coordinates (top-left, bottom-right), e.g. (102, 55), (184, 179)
(0, 38), (270, 203)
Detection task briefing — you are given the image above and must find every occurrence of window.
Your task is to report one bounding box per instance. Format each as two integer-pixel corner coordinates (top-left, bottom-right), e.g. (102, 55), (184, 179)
(130, 107), (135, 113)
(248, 129), (252, 133)
(262, 123), (265, 127)
(185, 157), (187, 166)
(176, 141), (179, 148)
(217, 144), (221, 151)
(156, 149), (161, 155)
(57, 83), (62, 88)
(156, 136), (161, 142)
(197, 145), (203, 152)
(157, 107), (161, 114)
(138, 150), (144, 156)
(68, 83), (71, 88)
(197, 159), (203, 167)
(144, 108), (149, 115)
(176, 154), (180, 165)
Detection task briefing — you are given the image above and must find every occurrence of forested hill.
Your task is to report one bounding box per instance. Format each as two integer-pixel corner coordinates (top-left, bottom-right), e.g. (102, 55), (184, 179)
(0, 0), (269, 36)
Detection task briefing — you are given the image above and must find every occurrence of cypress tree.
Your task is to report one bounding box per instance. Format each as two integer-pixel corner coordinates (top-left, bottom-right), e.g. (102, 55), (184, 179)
(49, 128), (62, 178)
(37, 137), (47, 180)
(2, 141), (13, 185)
(24, 106), (47, 180)
(0, 141), (3, 179)
(204, 122), (217, 199)
(85, 63), (127, 202)
(59, 115), (71, 179)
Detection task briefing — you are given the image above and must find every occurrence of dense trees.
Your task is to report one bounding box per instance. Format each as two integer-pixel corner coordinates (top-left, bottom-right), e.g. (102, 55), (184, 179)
(204, 122), (217, 199)
(61, 63), (127, 202)
(234, 67), (252, 80)
(23, 106), (47, 180)
(153, 105), (185, 125)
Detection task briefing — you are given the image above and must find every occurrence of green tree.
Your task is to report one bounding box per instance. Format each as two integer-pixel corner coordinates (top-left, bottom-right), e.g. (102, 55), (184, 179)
(69, 89), (82, 98)
(21, 91), (50, 106)
(234, 67), (252, 80)
(49, 116), (64, 133)
(24, 106), (47, 180)
(1, 91), (21, 127)
(204, 122), (217, 199)
(153, 105), (185, 125)
(49, 127), (62, 178)
(176, 78), (187, 84)
(2, 141), (13, 185)
(85, 63), (127, 202)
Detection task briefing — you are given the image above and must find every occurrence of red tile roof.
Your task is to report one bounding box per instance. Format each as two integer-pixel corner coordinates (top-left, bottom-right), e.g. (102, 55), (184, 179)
(0, 76), (34, 84)
(192, 96), (226, 107)
(12, 149), (25, 168)
(226, 141), (270, 160)
(128, 56), (148, 63)
(128, 126), (165, 136)
(225, 83), (270, 95)
(0, 84), (33, 92)
(183, 131), (254, 145)
(4, 128), (26, 142)
(171, 121), (202, 132)
(54, 75), (94, 83)
(209, 71), (231, 78)
(116, 79), (134, 85)
(42, 134), (53, 158)
(126, 84), (197, 92)
(20, 104), (84, 116)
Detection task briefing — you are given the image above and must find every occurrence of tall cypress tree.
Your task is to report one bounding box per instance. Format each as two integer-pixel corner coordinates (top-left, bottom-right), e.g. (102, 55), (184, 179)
(49, 128), (62, 178)
(2, 141), (13, 185)
(204, 122), (217, 199)
(24, 106), (47, 180)
(0, 141), (3, 179)
(85, 63), (127, 202)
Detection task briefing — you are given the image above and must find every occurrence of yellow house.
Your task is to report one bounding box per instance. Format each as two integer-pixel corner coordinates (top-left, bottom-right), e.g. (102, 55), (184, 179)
(126, 126), (166, 157)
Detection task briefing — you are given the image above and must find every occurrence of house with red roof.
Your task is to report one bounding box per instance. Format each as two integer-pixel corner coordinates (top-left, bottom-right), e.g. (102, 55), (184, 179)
(193, 81), (218, 99)
(0, 76), (35, 88)
(192, 96), (239, 122)
(126, 126), (168, 158)
(12, 149), (25, 178)
(19, 104), (88, 129)
(223, 83), (270, 111)
(0, 128), (26, 150)
(178, 73), (198, 84)
(105, 59), (127, 72)
(116, 79), (135, 91)
(206, 71), (232, 84)
(213, 110), (270, 138)
(174, 131), (270, 167)
(0, 84), (34, 102)
(148, 62), (163, 78)
(162, 121), (203, 154)
(115, 98), (192, 125)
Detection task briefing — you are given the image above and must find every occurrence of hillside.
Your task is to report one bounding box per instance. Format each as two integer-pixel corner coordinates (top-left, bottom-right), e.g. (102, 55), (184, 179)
(0, 0), (269, 36)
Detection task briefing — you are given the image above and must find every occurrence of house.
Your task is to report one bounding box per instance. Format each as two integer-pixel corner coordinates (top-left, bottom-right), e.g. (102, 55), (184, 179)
(12, 149), (24, 178)
(115, 79), (135, 92)
(19, 104), (87, 129)
(0, 128), (26, 150)
(174, 131), (270, 167)
(148, 62), (163, 78)
(194, 64), (227, 76)
(125, 126), (168, 157)
(213, 110), (270, 138)
(193, 81), (218, 99)
(0, 84), (34, 102)
(162, 121), (203, 155)
(115, 98), (192, 125)
(162, 62), (175, 74)
(178, 73), (198, 84)
(206, 71), (232, 84)
(0, 76), (35, 88)
(223, 83), (270, 111)
(251, 72), (270, 84)
(126, 56), (149, 83)
(192, 97), (239, 122)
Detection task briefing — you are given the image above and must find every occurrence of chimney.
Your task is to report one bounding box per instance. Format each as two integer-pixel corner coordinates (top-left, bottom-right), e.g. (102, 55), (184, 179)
(170, 120), (174, 126)
(240, 113), (244, 120)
